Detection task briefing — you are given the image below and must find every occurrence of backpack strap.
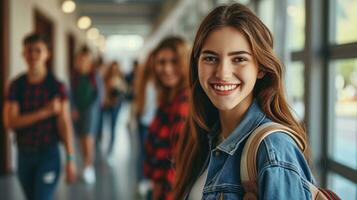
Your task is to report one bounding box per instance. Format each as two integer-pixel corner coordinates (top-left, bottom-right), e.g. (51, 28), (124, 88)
(240, 122), (305, 200)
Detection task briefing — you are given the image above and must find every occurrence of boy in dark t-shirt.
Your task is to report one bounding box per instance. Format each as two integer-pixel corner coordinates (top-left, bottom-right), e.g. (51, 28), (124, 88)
(4, 33), (76, 200)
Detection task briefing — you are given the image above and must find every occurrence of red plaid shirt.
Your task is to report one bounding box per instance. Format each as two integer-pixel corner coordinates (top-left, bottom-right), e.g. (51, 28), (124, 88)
(7, 73), (67, 149)
(144, 89), (189, 200)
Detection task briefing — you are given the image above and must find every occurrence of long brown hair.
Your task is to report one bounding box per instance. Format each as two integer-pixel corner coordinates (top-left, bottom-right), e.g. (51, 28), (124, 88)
(174, 3), (311, 199)
(134, 52), (156, 117)
(153, 36), (189, 104)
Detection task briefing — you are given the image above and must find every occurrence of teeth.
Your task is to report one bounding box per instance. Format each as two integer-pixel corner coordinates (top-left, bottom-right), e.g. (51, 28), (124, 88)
(213, 84), (238, 91)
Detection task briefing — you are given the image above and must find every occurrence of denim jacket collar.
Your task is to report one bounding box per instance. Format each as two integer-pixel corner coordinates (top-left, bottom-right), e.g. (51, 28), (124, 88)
(209, 99), (266, 155)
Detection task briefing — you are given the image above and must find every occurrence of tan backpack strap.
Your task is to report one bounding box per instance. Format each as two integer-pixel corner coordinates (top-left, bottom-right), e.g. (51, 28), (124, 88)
(240, 122), (305, 199)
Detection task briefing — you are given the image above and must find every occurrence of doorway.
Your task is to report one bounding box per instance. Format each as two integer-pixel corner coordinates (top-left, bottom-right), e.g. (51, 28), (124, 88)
(0, 0), (10, 175)
(34, 10), (54, 71)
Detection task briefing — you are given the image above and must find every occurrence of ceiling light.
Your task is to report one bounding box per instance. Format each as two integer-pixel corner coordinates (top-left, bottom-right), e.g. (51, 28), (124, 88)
(106, 35), (143, 51)
(77, 16), (92, 30)
(87, 28), (100, 40)
(95, 35), (106, 46)
(62, 0), (76, 13)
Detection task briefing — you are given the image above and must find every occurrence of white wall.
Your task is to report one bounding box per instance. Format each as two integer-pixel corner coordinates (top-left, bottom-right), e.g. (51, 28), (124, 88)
(9, 0), (90, 85)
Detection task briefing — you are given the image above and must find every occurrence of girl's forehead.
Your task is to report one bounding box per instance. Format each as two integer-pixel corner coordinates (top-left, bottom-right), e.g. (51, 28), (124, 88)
(201, 27), (251, 53)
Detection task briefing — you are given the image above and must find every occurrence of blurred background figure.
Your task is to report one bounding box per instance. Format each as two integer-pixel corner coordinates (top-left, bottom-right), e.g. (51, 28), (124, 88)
(133, 51), (158, 197)
(125, 60), (139, 102)
(4, 33), (76, 200)
(70, 46), (100, 185)
(144, 37), (190, 200)
(100, 61), (127, 160)
(93, 55), (107, 150)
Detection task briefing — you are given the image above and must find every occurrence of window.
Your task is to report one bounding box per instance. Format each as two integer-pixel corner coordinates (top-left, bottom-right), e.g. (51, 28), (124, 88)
(286, 0), (305, 51)
(285, 0), (305, 120)
(329, 59), (357, 169)
(328, 172), (357, 199)
(326, 0), (357, 192)
(330, 0), (357, 44)
(285, 61), (305, 120)
(257, 0), (275, 32)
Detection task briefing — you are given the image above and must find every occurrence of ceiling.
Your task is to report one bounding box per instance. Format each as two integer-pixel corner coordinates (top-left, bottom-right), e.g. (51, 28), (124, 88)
(75, 0), (176, 37)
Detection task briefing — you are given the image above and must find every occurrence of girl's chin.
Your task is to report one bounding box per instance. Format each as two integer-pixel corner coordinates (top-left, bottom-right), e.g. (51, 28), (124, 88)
(212, 102), (239, 111)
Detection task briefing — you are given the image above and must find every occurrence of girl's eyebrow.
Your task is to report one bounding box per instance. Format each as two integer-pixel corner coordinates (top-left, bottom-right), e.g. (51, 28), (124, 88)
(201, 49), (251, 56)
(201, 50), (218, 55)
(228, 51), (251, 56)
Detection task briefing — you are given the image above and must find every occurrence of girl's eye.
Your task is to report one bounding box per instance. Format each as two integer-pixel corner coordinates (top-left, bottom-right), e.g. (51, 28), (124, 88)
(202, 56), (218, 64)
(232, 57), (247, 63)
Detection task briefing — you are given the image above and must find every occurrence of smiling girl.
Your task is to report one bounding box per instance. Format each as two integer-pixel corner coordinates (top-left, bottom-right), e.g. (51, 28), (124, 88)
(144, 36), (190, 200)
(174, 3), (315, 200)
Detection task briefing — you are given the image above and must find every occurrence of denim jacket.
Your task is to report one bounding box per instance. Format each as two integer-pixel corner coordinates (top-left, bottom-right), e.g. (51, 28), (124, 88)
(189, 100), (315, 200)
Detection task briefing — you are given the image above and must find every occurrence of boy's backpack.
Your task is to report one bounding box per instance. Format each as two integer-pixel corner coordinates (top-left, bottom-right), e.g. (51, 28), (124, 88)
(240, 122), (341, 200)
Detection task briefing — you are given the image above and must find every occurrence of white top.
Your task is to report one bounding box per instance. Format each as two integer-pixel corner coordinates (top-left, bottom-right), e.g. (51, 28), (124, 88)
(188, 168), (208, 200)
(140, 81), (157, 125)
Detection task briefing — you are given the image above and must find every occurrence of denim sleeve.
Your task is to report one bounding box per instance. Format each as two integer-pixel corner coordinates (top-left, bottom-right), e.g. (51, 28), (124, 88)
(258, 165), (311, 200)
(256, 132), (313, 200)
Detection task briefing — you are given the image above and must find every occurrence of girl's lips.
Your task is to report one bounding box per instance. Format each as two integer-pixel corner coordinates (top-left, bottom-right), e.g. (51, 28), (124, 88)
(210, 83), (240, 96)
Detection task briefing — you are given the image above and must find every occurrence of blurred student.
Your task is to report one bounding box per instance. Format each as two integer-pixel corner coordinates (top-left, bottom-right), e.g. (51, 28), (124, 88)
(144, 37), (190, 200)
(125, 60), (139, 101)
(94, 56), (106, 149)
(101, 61), (127, 158)
(70, 46), (99, 184)
(4, 33), (76, 200)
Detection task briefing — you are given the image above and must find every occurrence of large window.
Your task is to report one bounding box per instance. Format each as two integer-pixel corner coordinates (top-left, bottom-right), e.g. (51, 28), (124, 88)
(327, 0), (357, 198)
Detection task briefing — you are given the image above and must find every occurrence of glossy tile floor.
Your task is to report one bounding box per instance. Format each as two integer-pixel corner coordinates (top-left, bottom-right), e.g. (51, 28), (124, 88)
(0, 102), (144, 200)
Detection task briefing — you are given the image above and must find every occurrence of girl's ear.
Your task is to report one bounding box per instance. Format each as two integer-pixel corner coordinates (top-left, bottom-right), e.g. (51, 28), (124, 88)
(257, 71), (265, 79)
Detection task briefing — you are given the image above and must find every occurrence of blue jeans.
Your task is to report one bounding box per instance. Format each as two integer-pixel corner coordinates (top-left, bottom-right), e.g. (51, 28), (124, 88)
(97, 103), (122, 155)
(17, 145), (61, 200)
(137, 121), (149, 181)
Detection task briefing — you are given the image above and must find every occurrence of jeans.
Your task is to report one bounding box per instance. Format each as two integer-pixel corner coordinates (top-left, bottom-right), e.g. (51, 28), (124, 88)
(17, 145), (61, 200)
(97, 103), (122, 155)
(137, 121), (149, 181)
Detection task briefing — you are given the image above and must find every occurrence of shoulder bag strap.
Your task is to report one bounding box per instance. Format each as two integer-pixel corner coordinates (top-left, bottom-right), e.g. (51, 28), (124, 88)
(240, 122), (305, 200)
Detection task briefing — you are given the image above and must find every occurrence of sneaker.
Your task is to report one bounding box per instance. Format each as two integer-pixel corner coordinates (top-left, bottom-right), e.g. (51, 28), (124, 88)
(82, 166), (96, 184)
(138, 180), (152, 197)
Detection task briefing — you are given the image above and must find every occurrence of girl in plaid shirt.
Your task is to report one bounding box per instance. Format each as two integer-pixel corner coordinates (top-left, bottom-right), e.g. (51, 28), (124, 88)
(144, 37), (190, 200)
